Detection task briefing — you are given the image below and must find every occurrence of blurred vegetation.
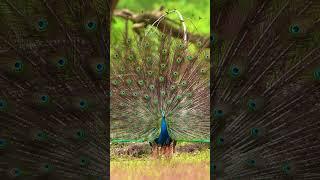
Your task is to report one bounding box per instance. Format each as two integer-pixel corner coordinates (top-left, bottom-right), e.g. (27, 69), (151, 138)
(111, 0), (210, 43)
(111, 142), (210, 179)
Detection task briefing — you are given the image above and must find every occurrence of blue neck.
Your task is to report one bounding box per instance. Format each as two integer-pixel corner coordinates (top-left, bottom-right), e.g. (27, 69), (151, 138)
(156, 116), (171, 145)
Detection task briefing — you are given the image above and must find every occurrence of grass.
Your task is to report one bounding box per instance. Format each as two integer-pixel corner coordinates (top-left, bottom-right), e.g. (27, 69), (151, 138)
(110, 143), (210, 180)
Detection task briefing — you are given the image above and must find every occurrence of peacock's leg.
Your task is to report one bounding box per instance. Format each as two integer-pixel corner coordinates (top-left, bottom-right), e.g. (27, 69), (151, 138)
(164, 145), (169, 157)
(172, 140), (176, 154)
(151, 144), (158, 159)
(160, 146), (164, 156)
(170, 144), (173, 156)
(157, 146), (161, 158)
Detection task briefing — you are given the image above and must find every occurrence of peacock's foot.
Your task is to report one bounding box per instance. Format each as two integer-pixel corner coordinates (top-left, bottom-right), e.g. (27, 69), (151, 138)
(150, 141), (177, 159)
(151, 146), (160, 159)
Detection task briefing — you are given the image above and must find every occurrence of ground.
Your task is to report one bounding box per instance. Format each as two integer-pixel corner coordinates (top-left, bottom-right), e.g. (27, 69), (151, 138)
(110, 142), (210, 180)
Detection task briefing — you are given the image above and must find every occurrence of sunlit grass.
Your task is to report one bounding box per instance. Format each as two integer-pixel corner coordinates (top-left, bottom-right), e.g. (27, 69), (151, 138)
(111, 149), (210, 180)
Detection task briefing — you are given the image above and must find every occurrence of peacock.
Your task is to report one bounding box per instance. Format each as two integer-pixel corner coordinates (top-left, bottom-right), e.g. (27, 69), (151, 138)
(212, 0), (320, 179)
(110, 9), (211, 157)
(0, 0), (109, 179)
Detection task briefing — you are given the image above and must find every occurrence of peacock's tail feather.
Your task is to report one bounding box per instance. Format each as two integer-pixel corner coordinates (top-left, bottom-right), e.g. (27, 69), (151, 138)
(212, 0), (320, 178)
(110, 17), (210, 143)
(0, 0), (108, 179)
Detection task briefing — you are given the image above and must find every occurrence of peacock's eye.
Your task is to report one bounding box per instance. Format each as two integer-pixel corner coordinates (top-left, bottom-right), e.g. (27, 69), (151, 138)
(159, 76), (164, 82)
(149, 85), (155, 90)
(210, 34), (215, 42)
(14, 60), (23, 71)
(230, 66), (240, 77)
(248, 99), (258, 111)
(162, 49), (167, 54)
(282, 164), (292, 174)
(38, 21), (43, 27)
(160, 91), (166, 96)
(313, 68), (320, 80)
(250, 102), (256, 107)
(0, 139), (7, 147)
(160, 64), (166, 69)
(170, 85), (176, 90)
(290, 24), (300, 33)
(214, 109), (224, 118)
(187, 55), (193, 61)
(120, 91), (126, 96)
(144, 94), (150, 100)
(251, 128), (259, 136)
(178, 43), (185, 49)
(79, 100), (87, 108)
(147, 71), (153, 75)
(40, 95), (49, 102)
(138, 80), (144, 86)
(86, 20), (97, 30)
(15, 62), (21, 68)
(247, 159), (256, 166)
(181, 81), (187, 87)
(0, 99), (6, 109)
(12, 168), (21, 177)
(176, 95), (182, 99)
(112, 80), (119, 86)
(200, 69), (206, 74)
(57, 58), (66, 66)
(80, 157), (89, 166)
(126, 79), (132, 85)
(197, 41), (202, 46)
(128, 55), (134, 60)
(176, 57), (182, 63)
(36, 131), (47, 140)
(37, 18), (48, 31)
(37, 132), (43, 137)
(96, 64), (104, 72)
(186, 92), (193, 98)
(217, 137), (224, 144)
(173, 72), (178, 76)
(146, 57), (152, 61)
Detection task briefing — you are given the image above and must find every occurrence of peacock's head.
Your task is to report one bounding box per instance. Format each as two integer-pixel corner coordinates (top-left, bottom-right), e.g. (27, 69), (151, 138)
(161, 111), (165, 118)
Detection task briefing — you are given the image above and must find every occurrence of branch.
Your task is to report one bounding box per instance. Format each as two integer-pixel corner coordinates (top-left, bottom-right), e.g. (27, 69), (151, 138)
(113, 8), (210, 48)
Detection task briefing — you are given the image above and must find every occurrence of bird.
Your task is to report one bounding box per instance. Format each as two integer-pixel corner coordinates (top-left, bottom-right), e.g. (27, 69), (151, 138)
(212, 0), (320, 179)
(0, 0), (109, 179)
(110, 9), (211, 157)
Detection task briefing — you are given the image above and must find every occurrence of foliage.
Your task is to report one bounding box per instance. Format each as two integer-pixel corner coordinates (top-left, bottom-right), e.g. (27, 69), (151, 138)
(111, 0), (210, 42)
(111, 146), (210, 180)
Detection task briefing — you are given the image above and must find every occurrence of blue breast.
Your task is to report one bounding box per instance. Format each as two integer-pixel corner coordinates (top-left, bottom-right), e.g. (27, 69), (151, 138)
(155, 116), (171, 145)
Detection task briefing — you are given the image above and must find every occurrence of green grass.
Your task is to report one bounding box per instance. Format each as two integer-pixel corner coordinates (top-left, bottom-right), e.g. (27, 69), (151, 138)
(111, 149), (210, 180)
